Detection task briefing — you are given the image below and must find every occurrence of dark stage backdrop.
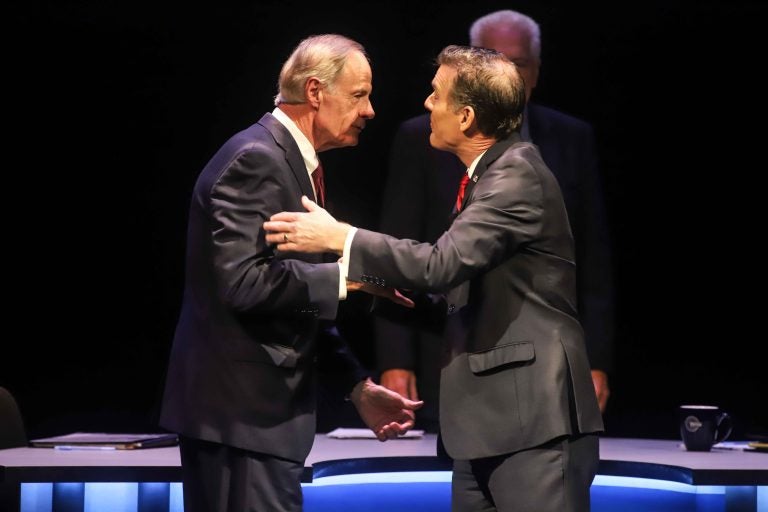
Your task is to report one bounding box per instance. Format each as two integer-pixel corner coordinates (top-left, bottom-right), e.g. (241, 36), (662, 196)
(5, 1), (767, 441)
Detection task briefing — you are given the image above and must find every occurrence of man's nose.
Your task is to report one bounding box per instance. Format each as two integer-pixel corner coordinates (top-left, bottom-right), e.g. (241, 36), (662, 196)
(363, 99), (375, 119)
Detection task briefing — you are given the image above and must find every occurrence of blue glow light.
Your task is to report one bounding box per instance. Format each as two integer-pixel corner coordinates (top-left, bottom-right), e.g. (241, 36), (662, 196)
(305, 471), (452, 486)
(20, 482), (52, 511)
(169, 482), (184, 511)
(20, 482), (187, 512)
(593, 475), (725, 494)
(84, 482), (136, 512)
(18, 478), (766, 512)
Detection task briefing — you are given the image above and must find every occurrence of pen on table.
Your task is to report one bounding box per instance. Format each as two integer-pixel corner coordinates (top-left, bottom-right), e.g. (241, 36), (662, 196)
(54, 445), (117, 451)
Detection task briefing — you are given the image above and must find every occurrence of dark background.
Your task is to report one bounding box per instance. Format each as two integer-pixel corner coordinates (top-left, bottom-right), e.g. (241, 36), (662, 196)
(4, 1), (766, 441)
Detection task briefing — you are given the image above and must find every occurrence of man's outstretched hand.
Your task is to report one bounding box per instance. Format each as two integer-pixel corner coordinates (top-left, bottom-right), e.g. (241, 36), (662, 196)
(265, 196), (414, 309)
(349, 378), (423, 441)
(264, 196), (348, 254)
(347, 280), (415, 308)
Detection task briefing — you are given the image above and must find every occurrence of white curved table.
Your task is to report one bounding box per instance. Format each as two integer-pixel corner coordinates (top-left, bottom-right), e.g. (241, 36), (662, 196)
(1, 436), (766, 511)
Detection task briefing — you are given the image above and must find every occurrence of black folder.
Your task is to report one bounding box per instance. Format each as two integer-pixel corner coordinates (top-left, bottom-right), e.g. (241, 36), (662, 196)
(30, 432), (178, 450)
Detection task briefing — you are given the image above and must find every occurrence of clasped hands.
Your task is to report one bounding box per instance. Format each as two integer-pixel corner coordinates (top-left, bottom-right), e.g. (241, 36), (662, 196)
(264, 196), (413, 308)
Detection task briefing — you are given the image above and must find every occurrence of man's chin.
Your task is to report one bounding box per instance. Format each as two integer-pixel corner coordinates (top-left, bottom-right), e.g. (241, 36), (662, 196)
(343, 135), (360, 147)
(428, 134), (446, 151)
(323, 137), (359, 151)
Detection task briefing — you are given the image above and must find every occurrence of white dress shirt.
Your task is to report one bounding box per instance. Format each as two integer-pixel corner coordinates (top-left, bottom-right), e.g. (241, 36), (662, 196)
(273, 107), (347, 299)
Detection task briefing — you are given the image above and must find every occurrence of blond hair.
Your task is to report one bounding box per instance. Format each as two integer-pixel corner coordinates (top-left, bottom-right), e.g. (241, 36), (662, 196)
(274, 34), (366, 105)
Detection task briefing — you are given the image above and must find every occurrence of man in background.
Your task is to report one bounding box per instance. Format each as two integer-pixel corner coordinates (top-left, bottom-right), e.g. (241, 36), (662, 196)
(375, 10), (613, 430)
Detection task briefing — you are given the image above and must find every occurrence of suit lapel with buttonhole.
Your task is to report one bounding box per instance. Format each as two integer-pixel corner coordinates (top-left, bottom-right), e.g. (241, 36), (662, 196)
(451, 136), (519, 220)
(260, 114), (335, 265)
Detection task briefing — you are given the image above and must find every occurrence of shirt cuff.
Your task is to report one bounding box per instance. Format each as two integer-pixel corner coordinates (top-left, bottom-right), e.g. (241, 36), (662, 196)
(337, 226), (358, 300)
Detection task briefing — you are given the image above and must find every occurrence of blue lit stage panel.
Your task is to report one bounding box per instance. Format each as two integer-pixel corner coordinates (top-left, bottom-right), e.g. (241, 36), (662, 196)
(17, 475), (768, 512)
(4, 437), (767, 512)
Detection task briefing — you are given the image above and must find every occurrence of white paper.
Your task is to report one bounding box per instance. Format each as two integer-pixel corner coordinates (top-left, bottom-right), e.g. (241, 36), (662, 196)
(712, 441), (754, 451)
(325, 428), (424, 439)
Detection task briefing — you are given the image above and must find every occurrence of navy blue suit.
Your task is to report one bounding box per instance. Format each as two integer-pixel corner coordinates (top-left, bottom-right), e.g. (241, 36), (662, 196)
(161, 113), (367, 511)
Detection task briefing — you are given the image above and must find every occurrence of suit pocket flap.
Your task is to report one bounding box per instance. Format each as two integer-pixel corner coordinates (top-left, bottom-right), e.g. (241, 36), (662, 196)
(262, 344), (299, 368)
(236, 344), (299, 368)
(468, 342), (534, 374)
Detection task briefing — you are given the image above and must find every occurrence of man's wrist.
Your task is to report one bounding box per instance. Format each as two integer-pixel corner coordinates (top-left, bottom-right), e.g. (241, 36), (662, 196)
(337, 262), (347, 300)
(348, 377), (372, 404)
(337, 224), (356, 255)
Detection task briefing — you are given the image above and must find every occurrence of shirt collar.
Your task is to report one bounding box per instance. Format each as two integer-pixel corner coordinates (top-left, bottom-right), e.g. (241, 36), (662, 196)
(272, 107), (319, 173)
(467, 150), (488, 179)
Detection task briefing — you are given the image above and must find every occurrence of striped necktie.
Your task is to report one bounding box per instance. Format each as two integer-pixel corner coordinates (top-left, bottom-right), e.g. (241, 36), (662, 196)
(312, 162), (325, 207)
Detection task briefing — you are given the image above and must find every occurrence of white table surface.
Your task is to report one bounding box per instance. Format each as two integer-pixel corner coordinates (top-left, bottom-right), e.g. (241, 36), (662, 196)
(1, 436), (766, 478)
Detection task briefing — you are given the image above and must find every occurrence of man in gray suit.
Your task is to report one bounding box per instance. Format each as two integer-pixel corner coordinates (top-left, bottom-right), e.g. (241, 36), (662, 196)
(266, 45), (604, 511)
(376, 10), (613, 429)
(160, 34), (422, 512)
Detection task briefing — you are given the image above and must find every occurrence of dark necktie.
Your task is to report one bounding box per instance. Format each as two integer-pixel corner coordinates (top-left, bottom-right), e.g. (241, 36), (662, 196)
(312, 162), (325, 208)
(455, 173), (470, 212)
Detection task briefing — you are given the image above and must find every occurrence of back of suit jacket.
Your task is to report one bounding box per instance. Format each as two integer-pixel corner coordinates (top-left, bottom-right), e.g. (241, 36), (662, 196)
(353, 136), (603, 460)
(161, 113), (364, 463)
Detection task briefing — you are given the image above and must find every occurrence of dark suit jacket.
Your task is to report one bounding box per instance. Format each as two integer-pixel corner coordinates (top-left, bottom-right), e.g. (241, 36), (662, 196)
(376, 105), (613, 381)
(353, 135), (604, 460)
(160, 113), (366, 463)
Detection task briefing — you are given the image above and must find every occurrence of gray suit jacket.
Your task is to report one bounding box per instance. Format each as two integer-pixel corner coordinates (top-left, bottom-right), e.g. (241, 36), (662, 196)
(349, 135), (603, 460)
(160, 113), (366, 463)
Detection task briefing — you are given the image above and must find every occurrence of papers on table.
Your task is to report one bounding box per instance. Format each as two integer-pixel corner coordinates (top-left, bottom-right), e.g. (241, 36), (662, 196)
(325, 428), (424, 439)
(30, 432), (178, 450)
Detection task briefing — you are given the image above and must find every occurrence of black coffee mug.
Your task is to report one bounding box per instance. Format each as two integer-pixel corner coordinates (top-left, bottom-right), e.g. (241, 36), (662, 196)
(679, 405), (732, 451)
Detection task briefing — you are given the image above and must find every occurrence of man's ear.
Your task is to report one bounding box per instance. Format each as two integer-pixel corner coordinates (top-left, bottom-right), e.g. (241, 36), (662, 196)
(459, 105), (476, 134)
(305, 77), (322, 108)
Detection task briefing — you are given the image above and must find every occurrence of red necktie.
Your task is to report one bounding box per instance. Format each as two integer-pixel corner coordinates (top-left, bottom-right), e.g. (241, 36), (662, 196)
(455, 173), (470, 212)
(312, 162), (325, 207)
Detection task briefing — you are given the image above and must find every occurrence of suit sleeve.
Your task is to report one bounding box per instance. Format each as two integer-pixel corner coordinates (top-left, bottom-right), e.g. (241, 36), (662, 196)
(317, 322), (370, 393)
(350, 152), (544, 291)
(207, 147), (340, 319)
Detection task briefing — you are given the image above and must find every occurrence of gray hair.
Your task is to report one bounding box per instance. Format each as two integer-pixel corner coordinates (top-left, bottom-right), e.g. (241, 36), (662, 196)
(469, 10), (541, 61)
(274, 34), (367, 106)
(437, 45), (525, 139)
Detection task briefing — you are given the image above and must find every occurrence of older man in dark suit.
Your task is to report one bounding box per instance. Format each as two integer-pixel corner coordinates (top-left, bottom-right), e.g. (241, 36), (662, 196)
(160, 34), (421, 512)
(266, 45), (604, 512)
(375, 10), (613, 432)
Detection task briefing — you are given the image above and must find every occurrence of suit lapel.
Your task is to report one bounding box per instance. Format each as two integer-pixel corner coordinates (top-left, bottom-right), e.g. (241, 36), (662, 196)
(257, 113), (315, 200)
(457, 134), (521, 212)
(257, 113), (325, 264)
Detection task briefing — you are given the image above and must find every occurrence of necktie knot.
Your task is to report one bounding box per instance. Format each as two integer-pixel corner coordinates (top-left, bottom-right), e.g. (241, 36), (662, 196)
(455, 173), (470, 212)
(312, 162), (325, 207)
